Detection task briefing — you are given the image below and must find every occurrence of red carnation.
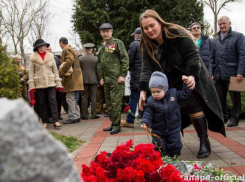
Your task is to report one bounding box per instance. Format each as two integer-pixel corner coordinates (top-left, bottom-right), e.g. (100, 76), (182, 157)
(123, 105), (131, 113)
(30, 99), (36, 106)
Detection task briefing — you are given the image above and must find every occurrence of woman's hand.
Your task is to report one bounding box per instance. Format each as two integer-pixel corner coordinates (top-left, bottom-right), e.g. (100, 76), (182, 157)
(100, 79), (104, 86)
(139, 90), (147, 111)
(182, 75), (195, 90)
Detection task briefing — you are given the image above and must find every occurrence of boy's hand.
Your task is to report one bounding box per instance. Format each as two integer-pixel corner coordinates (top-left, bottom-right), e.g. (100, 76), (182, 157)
(141, 123), (148, 130)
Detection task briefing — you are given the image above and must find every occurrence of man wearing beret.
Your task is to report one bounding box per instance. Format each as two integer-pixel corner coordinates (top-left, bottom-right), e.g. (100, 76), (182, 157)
(79, 43), (100, 120)
(98, 23), (129, 134)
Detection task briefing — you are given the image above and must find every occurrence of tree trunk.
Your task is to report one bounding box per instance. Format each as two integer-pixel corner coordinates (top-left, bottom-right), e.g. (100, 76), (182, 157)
(12, 37), (18, 55)
(214, 13), (218, 37)
(19, 40), (26, 66)
(214, 0), (218, 37)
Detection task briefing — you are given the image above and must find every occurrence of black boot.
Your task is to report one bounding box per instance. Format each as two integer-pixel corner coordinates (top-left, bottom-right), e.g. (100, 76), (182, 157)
(192, 116), (211, 159)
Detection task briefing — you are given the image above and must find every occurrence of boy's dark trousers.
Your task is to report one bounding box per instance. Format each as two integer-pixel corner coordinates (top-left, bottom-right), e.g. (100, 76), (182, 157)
(152, 130), (182, 156)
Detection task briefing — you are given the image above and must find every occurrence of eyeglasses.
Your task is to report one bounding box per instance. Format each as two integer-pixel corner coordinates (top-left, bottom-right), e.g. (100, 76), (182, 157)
(192, 26), (200, 30)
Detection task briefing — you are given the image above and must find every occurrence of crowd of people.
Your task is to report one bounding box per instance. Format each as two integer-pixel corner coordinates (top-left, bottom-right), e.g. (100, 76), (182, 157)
(15, 9), (245, 159)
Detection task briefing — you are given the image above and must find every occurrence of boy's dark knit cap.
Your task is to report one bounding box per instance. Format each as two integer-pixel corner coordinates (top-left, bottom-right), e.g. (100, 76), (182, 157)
(149, 71), (169, 93)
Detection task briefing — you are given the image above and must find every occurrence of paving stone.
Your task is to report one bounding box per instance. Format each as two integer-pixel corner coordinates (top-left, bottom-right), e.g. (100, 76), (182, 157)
(238, 140), (245, 146)
(211, 146), (232, 153)
(178, 154), (197, 161)
(118, 138), (134, 144)
(181, 148), (193, 155)
(199, 153), (220, 160)
(235, 131), (245, 137)
(225, 130), (241, 136)
(98, 146), (117, 152)
(233, 166), (245, 175)
(223, 158), (245, 167)
(103, 137), (119, 143)
(216, 152), (241, 159)
(101, 142), (118, 147)
(233, 137), (245, 142)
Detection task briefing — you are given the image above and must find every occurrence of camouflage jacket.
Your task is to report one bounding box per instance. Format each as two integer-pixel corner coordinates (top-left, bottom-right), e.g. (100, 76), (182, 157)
(97, 37), (129, 83)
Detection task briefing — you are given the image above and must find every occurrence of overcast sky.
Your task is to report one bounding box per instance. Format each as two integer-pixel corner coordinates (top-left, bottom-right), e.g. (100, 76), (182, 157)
(33, 1), (245, 52)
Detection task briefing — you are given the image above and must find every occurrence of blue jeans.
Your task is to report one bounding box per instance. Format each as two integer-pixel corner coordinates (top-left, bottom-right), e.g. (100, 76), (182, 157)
(126, 89), (140, 124)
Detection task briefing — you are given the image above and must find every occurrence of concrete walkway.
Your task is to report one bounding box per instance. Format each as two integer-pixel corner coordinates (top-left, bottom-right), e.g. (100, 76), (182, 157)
(49, 112), (245, 176)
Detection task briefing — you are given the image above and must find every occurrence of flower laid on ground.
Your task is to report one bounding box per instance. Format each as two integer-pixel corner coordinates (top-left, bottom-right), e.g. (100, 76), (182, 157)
(123, 104), (163, 154)
(81, 140), (184, 182)
(81, 140), (239, 182)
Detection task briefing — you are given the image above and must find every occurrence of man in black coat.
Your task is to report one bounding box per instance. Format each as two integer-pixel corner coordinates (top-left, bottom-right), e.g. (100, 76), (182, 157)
(121, 27), (142, 128)
(79, 43), (100, 119)
(209, 16), (245, 127)
(190, 22), (212, 70)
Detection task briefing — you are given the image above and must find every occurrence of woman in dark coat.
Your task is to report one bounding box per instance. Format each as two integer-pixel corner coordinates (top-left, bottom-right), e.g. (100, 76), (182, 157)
(139, 10), (226, 159)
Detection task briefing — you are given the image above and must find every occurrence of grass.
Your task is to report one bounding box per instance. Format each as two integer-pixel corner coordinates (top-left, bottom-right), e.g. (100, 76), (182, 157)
(51, 132), (85, 153)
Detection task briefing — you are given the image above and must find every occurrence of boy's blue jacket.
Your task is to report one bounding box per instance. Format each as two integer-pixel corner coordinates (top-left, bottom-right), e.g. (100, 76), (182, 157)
(142, 84), (191, 135)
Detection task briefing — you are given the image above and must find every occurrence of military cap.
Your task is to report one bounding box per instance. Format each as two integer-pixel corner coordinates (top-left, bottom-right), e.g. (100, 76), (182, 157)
(99, 23), (113, 30)
(131, 27), (141, 36)
(83, 43), (95, 49)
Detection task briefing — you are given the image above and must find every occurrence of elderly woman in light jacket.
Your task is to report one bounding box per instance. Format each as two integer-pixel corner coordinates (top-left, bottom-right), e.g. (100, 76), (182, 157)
(28, 39), (62, 129)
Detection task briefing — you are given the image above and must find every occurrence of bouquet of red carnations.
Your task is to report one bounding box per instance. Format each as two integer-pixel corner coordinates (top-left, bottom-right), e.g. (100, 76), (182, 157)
(81, 140), (185, 182)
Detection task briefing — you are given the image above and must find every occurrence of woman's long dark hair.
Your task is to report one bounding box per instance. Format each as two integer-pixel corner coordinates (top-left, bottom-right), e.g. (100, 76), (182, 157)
(139, 9), (194, 64)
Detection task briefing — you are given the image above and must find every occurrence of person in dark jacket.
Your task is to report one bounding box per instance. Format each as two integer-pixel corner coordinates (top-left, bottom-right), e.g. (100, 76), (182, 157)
(121, 27), (142, 128)
(141, 72), (192, 156)
(47, 46), (63, 120)
(139, 10), (226, 159)
(209, 16), (245, 127)
(190, 22), (213, 70)
(79, 43), (100, 119)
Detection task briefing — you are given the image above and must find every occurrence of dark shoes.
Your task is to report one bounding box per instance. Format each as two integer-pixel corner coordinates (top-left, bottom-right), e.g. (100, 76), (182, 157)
(103, 126), (112, 131)
(224, 115), (229, 124)
(103, 126), (120, 134)
(63, 119), (79, 124)
(192, 116), (211, 159)
(227, 119), (239, 127)
(92, 116), (100, 119)
(81, 116), (88, 120)
(110, 128), (120, 135)
(58, 116), (63, 120)
(47, 118), (53, 124)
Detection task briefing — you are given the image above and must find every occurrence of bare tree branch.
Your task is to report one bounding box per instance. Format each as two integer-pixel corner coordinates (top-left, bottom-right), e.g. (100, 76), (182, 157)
(204, 0), (241, 36)
(0, 0), (50, 65)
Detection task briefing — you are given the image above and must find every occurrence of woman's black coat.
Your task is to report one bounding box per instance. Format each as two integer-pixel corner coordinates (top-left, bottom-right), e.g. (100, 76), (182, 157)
(140, 31), (226, 137)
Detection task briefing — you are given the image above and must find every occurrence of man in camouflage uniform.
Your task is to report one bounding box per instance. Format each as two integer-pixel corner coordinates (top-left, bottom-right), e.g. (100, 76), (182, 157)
(98, 23), (129, 134)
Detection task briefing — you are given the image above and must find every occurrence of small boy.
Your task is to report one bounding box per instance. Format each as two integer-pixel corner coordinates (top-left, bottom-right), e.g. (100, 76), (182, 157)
(141, 71), (192, 156)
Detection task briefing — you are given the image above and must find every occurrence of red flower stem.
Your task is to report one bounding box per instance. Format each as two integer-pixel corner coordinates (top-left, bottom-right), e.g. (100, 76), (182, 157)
(127, 110), (163, 155)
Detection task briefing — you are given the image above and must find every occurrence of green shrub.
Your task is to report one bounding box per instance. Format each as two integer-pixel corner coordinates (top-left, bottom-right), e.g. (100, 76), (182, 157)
(226, 92), (245, 116)
(0, 46), (21, 99)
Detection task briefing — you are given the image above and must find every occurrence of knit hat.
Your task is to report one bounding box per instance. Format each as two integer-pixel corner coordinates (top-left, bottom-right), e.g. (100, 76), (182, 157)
(149, 71), (169, 93)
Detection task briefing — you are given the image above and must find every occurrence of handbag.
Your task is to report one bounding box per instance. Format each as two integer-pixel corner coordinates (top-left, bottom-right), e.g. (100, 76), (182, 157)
(59, 62), (73, 76)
